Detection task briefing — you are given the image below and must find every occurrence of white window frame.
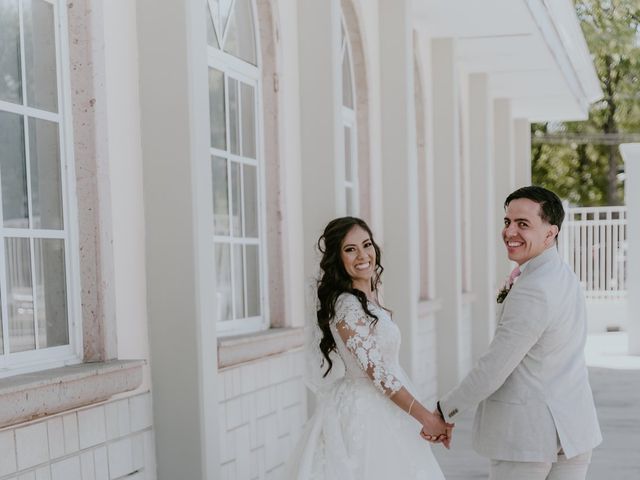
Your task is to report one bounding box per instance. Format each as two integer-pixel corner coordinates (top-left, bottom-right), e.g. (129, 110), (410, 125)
(207, 0), (269, 336)
(342, 111), (358, 216)
(341, 14), (359, 216)
(0, 0), (83, 377)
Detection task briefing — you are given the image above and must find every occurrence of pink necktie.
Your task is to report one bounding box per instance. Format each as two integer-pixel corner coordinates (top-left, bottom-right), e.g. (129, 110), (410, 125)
(509, 266), (521, 286)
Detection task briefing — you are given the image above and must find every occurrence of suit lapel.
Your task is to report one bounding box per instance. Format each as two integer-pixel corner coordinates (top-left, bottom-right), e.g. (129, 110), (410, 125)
(495, 247), (559, 328)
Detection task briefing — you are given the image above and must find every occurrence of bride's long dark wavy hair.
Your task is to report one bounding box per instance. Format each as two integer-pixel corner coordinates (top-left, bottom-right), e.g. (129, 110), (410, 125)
(316, 217), (384, 377)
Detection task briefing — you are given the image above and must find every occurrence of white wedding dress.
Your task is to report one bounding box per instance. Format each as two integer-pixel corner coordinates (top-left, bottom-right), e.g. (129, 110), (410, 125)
(286, 293), (446, 479)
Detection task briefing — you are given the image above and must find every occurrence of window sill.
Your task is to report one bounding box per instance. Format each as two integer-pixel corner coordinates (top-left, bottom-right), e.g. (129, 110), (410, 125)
(462, 292), (477, 305)
(0, 359), (144, 428)
(418, 297), (443, 316)
(218, 327), (304, 369)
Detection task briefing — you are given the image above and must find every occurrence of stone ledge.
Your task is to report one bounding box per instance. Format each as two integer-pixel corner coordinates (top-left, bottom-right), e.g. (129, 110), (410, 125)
(0, 360), (144, 429)
(218, 327), (304, 369)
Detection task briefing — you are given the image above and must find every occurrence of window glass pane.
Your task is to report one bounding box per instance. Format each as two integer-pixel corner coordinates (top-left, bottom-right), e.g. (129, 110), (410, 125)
(0, 0), (22, 104)
(0, 111), (29, 228)
(243, 164), (258, 237)
(233, 244), (245, 318)
(230, 161), (242, 236)
(346, 186), (353, 216)
(208, 68), (226, 150)
(240, 83), (256, 158)
(219, 0), (233, 35)
(223, 0), (257, 66)
(29, 117), (63, 229)
(23, 0), (58, 112)
(206, 1), (220, 48)
(215, 242), (232, 321)
(212, 155), (229, 235)
(342, 48), (354, 109)
(228, 78), (240, 155)
(6, 237), (35, 353)
(245, 244), (260, 317)
(35, 238), (68, 348)
(344, 126), (352, 182)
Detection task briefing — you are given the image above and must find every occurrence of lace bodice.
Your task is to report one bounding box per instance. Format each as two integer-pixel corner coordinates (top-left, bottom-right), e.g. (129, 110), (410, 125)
(330, 293), (403, 396)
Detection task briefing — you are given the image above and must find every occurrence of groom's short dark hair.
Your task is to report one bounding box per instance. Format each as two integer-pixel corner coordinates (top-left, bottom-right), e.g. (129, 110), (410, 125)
(505, 186), (565, 233)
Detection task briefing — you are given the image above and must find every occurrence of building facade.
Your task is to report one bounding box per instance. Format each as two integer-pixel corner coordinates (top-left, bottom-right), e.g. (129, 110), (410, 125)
(0, 0), (600, 479)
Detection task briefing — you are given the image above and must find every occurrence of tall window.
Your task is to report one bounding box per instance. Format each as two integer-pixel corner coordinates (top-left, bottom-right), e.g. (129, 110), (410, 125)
(0, 0), (78, 375)
(341, 16), (358, 216)
(206, 0), (266, 335)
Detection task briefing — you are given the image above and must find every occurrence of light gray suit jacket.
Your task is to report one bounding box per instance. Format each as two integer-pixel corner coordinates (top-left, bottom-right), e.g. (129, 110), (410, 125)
(440, 247), (602, 462)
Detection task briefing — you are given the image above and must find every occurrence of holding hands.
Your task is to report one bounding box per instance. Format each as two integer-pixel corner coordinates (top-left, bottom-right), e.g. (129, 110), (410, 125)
(395, 391), (454, 449)
(419, 405), (454, 449)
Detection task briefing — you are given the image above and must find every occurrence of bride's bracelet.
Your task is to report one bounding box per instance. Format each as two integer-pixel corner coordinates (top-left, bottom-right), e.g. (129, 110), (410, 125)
(408, 398), (416, 416)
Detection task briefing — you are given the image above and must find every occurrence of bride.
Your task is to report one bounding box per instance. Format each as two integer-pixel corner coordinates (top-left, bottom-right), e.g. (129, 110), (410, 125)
(286, 217), (449, 479)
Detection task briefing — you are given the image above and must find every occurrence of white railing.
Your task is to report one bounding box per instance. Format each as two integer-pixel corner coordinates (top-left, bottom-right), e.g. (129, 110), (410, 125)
(560, 206), (627, 300)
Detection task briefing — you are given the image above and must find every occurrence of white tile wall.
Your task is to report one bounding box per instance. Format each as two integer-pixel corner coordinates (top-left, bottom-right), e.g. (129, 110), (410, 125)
(77, 407), (106, 450)
(131, 433), (145, 472)
(93, 447), (109, 480)
(0, 430), (17, 476)
(0, 392), (155, 480)
(415, 310), (439, 406)
(62, 414), (80, 454)
(107, 437), (133, 479)
(129, 395), (153, 433)
(34, 467), (50, 480)
(51, 456), (81, 480)
(16, 423), (49, 470)
(104, 400), (130, 441)
(46, 418), (65, 460)
(219, 349), (306, 480)
(79, 452), (95, 480)
(142, 431), (156, 480)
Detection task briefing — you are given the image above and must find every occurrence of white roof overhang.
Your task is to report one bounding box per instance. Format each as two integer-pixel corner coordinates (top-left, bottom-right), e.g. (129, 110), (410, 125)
(413, 0), (603, 122)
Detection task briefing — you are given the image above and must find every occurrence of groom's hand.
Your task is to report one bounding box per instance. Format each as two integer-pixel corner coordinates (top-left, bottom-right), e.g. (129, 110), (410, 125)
(421, 405), (454, 448)
(421, 422), (454, 448)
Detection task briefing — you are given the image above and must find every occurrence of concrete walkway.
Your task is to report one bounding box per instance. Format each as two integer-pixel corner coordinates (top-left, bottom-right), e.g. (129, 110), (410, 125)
(432, 333), (640, 479)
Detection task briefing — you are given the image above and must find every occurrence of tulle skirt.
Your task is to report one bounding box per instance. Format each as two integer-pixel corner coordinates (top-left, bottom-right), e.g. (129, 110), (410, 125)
(285, 377), (446, 480)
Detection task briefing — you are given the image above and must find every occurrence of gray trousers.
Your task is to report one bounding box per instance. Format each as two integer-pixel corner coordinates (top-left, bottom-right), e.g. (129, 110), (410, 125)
(489, 451), (592, 480)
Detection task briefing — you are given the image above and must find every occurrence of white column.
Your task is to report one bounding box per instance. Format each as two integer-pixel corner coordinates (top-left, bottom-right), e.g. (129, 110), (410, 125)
(378, 0), (420, 379)
(494, 98), (515, 283)
(103, 0), (150, 385)
(620, 144), (640, 354)
(137, 1), (219, 478)
(468, 73), (497, 361)
(298, 0), (343, 283)
(514, 118), (532, 187)
(431, 38), (464, 394)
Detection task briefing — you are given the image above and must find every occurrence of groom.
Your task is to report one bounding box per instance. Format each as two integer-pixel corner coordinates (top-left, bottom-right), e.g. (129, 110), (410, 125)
(431, 186), (602, 479)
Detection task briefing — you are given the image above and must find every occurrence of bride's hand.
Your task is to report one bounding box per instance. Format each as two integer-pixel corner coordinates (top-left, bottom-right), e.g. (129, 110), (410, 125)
(419, 412), (454, 449)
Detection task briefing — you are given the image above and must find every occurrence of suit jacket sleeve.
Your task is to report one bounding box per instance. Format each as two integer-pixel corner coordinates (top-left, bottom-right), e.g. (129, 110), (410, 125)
(439, 284), (550, 422)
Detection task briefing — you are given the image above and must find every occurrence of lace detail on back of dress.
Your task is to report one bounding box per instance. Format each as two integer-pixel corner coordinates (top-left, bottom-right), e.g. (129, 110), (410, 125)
(330, 293), (403, 396)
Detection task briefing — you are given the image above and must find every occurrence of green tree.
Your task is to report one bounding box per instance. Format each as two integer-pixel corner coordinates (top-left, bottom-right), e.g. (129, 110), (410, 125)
(532, 0), (640, 206)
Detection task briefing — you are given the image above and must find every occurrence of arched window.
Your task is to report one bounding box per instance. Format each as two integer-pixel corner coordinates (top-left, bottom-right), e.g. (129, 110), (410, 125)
(206, 0), (267, 335)
(341, 15), (358, 216)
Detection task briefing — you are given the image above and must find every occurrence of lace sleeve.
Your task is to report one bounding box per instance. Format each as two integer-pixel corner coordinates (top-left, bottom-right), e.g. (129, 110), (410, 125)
(334, 295), (403, 396)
